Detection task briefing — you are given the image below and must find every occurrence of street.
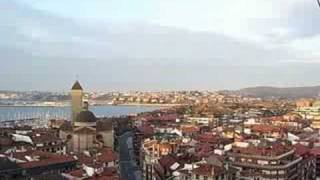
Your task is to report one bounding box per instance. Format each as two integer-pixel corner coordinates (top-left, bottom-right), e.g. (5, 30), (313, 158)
(119, 131), (142, 180)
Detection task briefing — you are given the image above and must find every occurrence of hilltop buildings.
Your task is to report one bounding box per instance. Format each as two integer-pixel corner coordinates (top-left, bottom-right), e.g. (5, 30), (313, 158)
(296, 99), (320, 129)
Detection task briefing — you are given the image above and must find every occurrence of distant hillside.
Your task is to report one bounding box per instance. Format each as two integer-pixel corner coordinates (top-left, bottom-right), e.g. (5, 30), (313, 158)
(0, 91), (69, 101)
(223, 86), (320, 99)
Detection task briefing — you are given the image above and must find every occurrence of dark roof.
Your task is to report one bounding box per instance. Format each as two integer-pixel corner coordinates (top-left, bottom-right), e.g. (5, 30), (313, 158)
(31, 132), (61, 144)
(76, 110), (96, 122)
(0, 136), (13, 147)
(17, 151), (76, 169)
(159, 155), (179, 170)
(97, 120), (113, 131)
(59, 121), (73, 132)
(192, 164), (225, 176)
(0, 157), (19, 171)
(31, 173), (66, 180)
(71, 81), (83, 90)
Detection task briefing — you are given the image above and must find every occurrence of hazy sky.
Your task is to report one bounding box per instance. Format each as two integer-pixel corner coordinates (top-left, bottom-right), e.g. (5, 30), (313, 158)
(1, 0), (320, 91)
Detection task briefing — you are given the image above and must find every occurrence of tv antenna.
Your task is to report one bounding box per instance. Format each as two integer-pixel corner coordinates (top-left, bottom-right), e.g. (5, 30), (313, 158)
(317, 0), (320, 8)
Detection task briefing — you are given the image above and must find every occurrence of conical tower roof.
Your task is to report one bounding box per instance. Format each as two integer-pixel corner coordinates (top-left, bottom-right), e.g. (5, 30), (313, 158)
(71, 81), (83, 90)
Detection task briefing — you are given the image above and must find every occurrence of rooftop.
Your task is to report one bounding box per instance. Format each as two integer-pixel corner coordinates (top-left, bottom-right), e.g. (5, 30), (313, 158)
(71, 81), (83, 90)
(231, 141), (291, 157)
(192, 164), (225, 176)
(3, 150), (76, 169)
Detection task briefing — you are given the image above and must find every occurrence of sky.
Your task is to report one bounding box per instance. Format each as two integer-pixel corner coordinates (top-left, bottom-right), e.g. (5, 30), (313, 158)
(1, 0), (320, 91)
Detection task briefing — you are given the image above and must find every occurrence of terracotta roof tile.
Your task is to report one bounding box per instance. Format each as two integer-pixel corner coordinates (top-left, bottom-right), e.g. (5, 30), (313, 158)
(197, 134), (218, 144)
(137, 124), (154, 136)
(310, 147), (320, 156)
(180, 125), (199, 134)
(69, 169), (86, 177)
(232, 142), (290, 156)
(251, 124), (280, 133)
(97, 148), (118, 163)
(159, 155), (179, 170)
(16, 151), (75, 169)
(294, 144), (310, 156)
(192, 164), (225, 176)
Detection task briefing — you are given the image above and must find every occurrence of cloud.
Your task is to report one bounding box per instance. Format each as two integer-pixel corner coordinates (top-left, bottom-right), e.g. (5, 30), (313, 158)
(1, 0), (320, 90)
(0, 1), (293, 62)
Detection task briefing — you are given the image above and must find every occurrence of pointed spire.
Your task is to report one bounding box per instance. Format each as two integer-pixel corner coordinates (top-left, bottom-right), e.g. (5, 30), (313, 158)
(71, 81), (83, 90)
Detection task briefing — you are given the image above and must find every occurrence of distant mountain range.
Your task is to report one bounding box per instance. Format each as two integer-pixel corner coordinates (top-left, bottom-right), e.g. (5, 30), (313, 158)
(221, 86), (320, 99)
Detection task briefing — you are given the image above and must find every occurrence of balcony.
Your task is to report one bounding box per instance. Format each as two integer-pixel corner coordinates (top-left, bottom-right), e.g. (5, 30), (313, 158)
(231, 157), (302, 170)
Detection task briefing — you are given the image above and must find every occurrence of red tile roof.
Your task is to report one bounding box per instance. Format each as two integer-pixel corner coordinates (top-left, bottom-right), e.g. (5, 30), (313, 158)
(192, 164), (225, 176)
(97, 148), (118, 163)
(69, 169), (86, 177)
(67, 167), (119, 180)
(76, 148), (118, 166)
(77, 154), (96, 165)
(91, 176), (119, 180)
(197, 134), (218, 144)
(310, 147), (320, 156)
(294, 144), (310, 156)
(232, 142), (290, 156)
(159, 155), (179, 170)
(180, 125), (199, 134)
(98, 167), (118, 177)
(137, 124), (154, 136)
(251, 124), (281, 133)
(16, 151), (75, 169)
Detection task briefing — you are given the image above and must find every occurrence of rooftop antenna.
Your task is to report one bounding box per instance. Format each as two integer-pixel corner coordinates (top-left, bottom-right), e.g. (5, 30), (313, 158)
(318, 0), (320, 8)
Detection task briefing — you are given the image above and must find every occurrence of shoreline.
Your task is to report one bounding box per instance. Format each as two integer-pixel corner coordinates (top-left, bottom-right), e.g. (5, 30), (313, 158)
(0, 105), (69, 108)
(115, 103), (183, 107)
(0, 103), (183, 108)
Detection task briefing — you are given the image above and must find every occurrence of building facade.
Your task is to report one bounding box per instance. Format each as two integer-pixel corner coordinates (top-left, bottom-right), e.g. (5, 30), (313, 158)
(59, 81), (114, 153)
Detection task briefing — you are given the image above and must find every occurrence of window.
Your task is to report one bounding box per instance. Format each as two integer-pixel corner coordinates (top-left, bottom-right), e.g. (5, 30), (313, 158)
(262, 170), (270, 174)
(195, 175), (199, 179)
(204, 176), (208, 180)
(257, 160), (268, 165)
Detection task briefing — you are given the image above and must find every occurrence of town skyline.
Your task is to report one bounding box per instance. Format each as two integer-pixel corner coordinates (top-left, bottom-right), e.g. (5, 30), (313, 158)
(2, 1), (320, 179)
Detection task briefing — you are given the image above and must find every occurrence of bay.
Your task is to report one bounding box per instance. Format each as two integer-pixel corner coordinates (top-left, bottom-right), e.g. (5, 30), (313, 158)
(0, 105), (159, 121)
